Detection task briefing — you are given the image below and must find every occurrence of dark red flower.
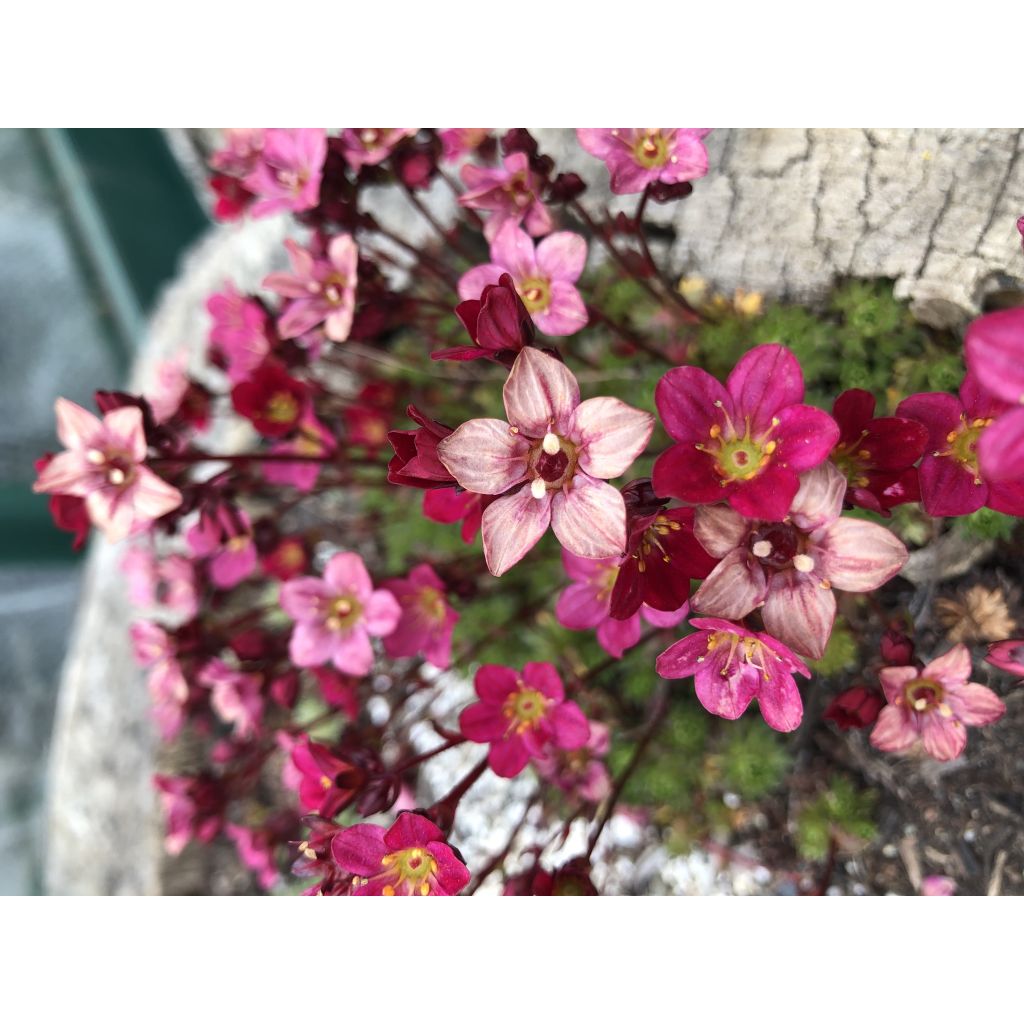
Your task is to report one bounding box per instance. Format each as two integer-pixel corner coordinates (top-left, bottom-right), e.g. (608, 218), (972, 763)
(35, 453), (90, 550)
(387, 405), (457, 489)
(230, 360), (309, 438)
(823, 686), (884, 731)
(261, 535), (310, 581)
(209, 173), (255, 221)
(829, 389), (927, 514)
(422, 488), (491, 543)
(433, 274), (535, 364)
(609, 480), (719, 620)
(880, 627), (915, 666)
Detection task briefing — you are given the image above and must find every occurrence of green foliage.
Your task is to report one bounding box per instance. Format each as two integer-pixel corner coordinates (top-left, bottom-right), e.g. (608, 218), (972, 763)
(958, 507), (1019, 542)
(807, 617), (858, 677)
(718, 719), (792, 800)
(795, 776), (877, 861)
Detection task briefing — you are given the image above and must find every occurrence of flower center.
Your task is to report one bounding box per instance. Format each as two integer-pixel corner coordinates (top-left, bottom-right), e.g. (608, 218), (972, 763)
(325, 595), (361, 631)
(518, 276), (551, 313)
(266, 391), (300, 424)
(504, 172), (534, 208)
(632, 131), (669, 169)
(360, 129), (382, 148)
(322, 272), (349, 306)
(503, 684), (550, 733)
(902, 678), (947, 714)
(527, 432), (579, 497)
(417, 586), (447, 624)
(941, 415), (991, 483)
(696, 405), (780, 485)
(702, 631), (775, 679)
(831, 431), (872, 488)
(379, 846), (439, 896)
(633, 514), (684, 573)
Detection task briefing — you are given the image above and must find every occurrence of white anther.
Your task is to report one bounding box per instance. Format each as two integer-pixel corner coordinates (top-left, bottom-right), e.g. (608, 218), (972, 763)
(86, 449), (106, 465)
(108, 468), (126, 486)
(752, 540), (773, 558)
(913, 698), (928, 712)
(542, 431), (560, 456)
(792, 553), (815, 573)
(530, 478), (547, 500)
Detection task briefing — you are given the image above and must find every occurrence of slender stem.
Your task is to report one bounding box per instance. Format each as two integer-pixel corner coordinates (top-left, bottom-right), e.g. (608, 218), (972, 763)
(151, 451), (384, 467)
(586, 681), (669, 858)
(399, 180), (477, 264)
(393, 737), (464, 774)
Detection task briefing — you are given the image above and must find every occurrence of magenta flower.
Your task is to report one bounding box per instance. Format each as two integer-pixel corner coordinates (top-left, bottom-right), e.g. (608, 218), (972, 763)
(154, 774), (225, 855)
(985, 638), (1024, 679)
(829, 389), (927, 514)
(896, 374), (1024, 516)
(33, 398), (182, 542)
(435, 273), (535, 363)
(280, 551), (401, 676)
(382, 564), (459, 669)
(339, 128), (417, 170)
(656, 617), (810, 732)
(264, 235), (358, 343)
(691, 462), (908, 659)
(439, 128), (491, 162)
(422, 488), (490, 543)
(555, 550), (688, 659)
(386, 405), (457, 488)
(186, 505), (257, 588)
(198, 658), (264, 740)
(225, 822), (282, 891)
(260, 413), (336, 492)
(534, 721), (612, 803)
(458, 224), (588, 337)
(243, 128), (326, 216)
(459, 662), (591, 778)
(964, 308), (1024, 483)
(576, 128), (711, 195)
(459, 151), (553, 242)
(437, 348), (654, 576)
(870, 644), (1006, 761)
(206, 283), (271, 383)
(130, 621), (188, 741)
(331, 812), (470, 896)
(653, 345), (840, 522)
(288, 735), (365, 818)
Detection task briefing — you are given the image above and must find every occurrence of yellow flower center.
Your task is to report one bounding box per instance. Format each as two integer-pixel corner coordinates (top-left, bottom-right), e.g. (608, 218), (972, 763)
(940, 415), (991, 484)
(266, 391), (299, 424)
(518, 276), (551, 313)
(503, 683), (550, 734)
(695, 405), (780, 485)
(632, 130), (670, 169)
(379, 847), (439, 897)
(325, 595), (361, 631)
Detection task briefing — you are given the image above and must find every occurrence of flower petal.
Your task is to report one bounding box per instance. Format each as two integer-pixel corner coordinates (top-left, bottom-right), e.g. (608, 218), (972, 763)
(481, 487), (552, 576)
(54, 397), (101, 450)
(917, 454), (987, 517)
(757, 671), (804, 733)
(556, 581), (609, 630)
(727, 344), (804, 433)
(329, 629), (374, 676)
(729, 464), (799, 522)
(436, 418), (530, 495)
(694, 663), (759, 720)
(571, 397), (654, 479)
(457, 263), (506, 302)
(324, 552), (373, 602)
(762, 569), (836, 660)
(550, 476), (626, 559)
(363, 590), (402, 636)
(964, 307), (1024, 405)
(596, 614), (643, 657)
(789, 462), (846, 531)
(503, 348), (580, 436)
(536, 280), (588, 336)
(330, 824), (388, 876)
(978, 407), (1024, 482)
(551, 701), (590, 749)
(773, 405), (839, 472)
(655, 631), (709, 679)
(652, 443), (723, 504)
(694, 504), (750, 558)
(655, 366), (731, 443)
(690, 549), (766, 620)
(814, 519), (907, 592)
(535, 231), (587, 283)
(951, 683), (1006, 727)
(869, 706), (917, 754)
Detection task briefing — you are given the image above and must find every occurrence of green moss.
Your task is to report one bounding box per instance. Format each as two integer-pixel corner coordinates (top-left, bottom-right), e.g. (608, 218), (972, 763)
(718, 719), (792, 800)
(807, 617), (858, 677)
(957, 507), (1019, 542)
(795, 776), (877, 861)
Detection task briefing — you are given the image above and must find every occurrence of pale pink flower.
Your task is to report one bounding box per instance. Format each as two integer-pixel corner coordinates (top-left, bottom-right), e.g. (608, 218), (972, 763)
(146, 354), (190, 424)
(210, 129), (266, 178)
(264, 235), (358, 343)
(130, 620), (188, 741)
(159, 554), (200, 620)
(206, 282), (271, 383)
(459, 151), (553, 242)
(920, 875), (957, 896)
(339, 128), (417, 170)
(243, 128), (326, 216)
(198, 658), (264, 740)
(439, 128), (490, 162)
(280, 552), (402, 676)
(186, 506), (257, 589)
(260, 413), (337, 492)
(691, 462), (908, 660)
(458, 223), (588, 337)
(534, 721), (612, 803)
(576, 128), (711, 195)
(123, 546), (159, 606)
(870, 644), (1005, 762)
(33, 398), (182, 542)
(437, 348), (654, 576)
(555, 550), (688, 659)
(382, 564), (459, 669)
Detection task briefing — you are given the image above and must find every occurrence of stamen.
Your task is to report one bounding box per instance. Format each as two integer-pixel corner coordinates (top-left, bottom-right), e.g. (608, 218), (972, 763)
(792, 553), (815, 573)
(86, 449), (106, 465)
(752, 540), (773, 558)
(108, 468), (126, 486)
(531, 477), (547, 500)
(542, 431), (560, 456)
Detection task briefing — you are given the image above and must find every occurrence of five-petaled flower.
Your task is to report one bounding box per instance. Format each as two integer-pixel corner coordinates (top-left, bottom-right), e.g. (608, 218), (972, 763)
(437, 348), (654, 576)
(382, 563), (460, 669)
(459, 151), (552, 242)
(870, 644), (1005, 761)
(576, 128), (711, 195)
(690, 462), (908, 659)
(458, 223), (589, 337)
(459, 662), (591, 777)
(656, 617), (810, 732)
(280, 552), (401, 676)
(653, 344), (840, 522)
(243, 128), (327, 217)
(33, 398), (182, 542)
(331, 812), (470, 896)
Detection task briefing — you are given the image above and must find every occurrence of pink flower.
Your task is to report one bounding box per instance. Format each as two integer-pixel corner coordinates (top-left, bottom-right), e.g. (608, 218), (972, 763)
(382, 564), (459, 669)
(458, 224), (588, 337)
(33, 398), (182, 542)
(920, 875), (957, 897)
(154, 774), (225, 855)
(280, 552), (401, 676)
(459, 151), (553, 242)
(186, 505), (257, 588)
(963, 308), (1024, 483)
(264, 235), (358, 343)
(331, 811), (470, 896)
(260, 414), (336, 492)
(198, 658), (264, 740)
(985, 638), (1024, 679)
(896, 374), (1024, 516)
(243, 128), (326, 217)
(870, 644), (1005, 761)
(555, 550), (688, 659)
(225, 822), (286, 891)
(653, 345), (840, 522)
(422, 488), (490, 543)
(437, 348), (654, 576)
(339, 128), (417, 170)
(459, 662), (591, 778)
(146, 354), (190, 424)
(210, 129), (265, 178)
(130, 621), (189, 741)
(576, 129), (711, 195)
(287, 735), (366, 818)
(691, 462), (908, 659)
(534, 721), (612, 803)
(439, 128), (491, 162)
(656, 617), (810, 732)
(206, 283), (271, 383)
